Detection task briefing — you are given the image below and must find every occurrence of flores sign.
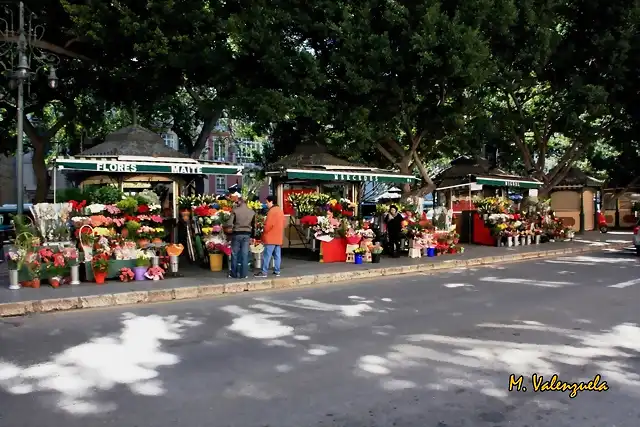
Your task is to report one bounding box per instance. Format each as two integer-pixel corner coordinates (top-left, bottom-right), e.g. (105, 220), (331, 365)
(95, 162), (204, 174)
(333, 173), (380, 182)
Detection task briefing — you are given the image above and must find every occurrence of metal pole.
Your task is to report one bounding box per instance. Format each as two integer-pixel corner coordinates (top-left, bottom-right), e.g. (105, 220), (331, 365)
(16, 79), (24, 212)
(15, 2), (25, 213)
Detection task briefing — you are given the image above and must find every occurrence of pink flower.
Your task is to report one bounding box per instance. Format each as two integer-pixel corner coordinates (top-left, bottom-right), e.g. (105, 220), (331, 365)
(112, 218), (125, 227)
(150, 215), (163, 223)
(105, 205), (121, 215)
(211, 225), (222, 233)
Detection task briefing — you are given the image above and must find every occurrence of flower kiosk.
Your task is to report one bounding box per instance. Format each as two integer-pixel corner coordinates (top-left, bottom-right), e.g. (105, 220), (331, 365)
(265, 143), (416, 252)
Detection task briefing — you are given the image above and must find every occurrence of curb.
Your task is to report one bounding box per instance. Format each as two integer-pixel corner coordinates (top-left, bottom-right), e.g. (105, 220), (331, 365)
(0, 243), (629, 317)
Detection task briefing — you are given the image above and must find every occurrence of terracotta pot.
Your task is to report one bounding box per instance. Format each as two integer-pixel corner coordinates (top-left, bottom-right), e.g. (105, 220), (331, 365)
(180, 210), (191, 221)
(121, 228), (129, 238)
(30, 279), (41, 289)
(94, 271), (107, 284)
(152, 238), (163, 244)
(137, 239), (150, 248)
(50, 277), (61, 288)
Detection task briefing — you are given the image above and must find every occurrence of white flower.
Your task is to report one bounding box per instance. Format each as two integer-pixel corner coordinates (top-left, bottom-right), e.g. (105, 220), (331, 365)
(149, 204), (161, 212)
(87, 204), (106, 214)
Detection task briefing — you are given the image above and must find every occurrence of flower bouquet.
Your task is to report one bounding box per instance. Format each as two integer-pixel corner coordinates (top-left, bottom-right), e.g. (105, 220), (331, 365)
(145, 265), (165, 281)
(119, 267), (135, 282)
(313, 216), (335, 242)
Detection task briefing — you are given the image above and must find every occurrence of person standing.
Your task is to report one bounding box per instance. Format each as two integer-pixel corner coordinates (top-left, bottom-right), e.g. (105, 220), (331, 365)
(226, 195), (255, 278)
(384, 205), (403, 258)
(255, 195), (285, 277)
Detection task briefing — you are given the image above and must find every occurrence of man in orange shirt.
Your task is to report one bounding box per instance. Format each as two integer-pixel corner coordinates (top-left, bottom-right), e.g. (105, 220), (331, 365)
(255, 195), (285, 277)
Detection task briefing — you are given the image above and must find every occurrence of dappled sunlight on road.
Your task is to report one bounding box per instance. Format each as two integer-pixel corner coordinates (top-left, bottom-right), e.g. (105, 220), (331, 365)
(0, 314), (201, 415)
(353, 320), (640, 407)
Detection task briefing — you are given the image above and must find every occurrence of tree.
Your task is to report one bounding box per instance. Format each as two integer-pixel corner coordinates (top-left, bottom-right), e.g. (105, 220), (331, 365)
(61, 0), (328, 158)
(278, 0), (515, 196)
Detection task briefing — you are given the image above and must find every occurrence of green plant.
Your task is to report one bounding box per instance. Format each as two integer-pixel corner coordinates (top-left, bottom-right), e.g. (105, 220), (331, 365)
(125, 220), (141, 236)
(137, 189), (161, 206)
(371, 245), (383, 254)
(90, 185), (125, 205)
(117, 197), (139, 214)
(135, 255), (150, 267)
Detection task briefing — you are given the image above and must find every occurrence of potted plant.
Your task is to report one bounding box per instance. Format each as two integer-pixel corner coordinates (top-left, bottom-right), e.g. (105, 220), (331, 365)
(123, 220), (141, 239)
(206, 240), (230, 272)
(371, 244), (383, 263)
(134, 254), (150, 281)
(119, 267), (135, 282)
(353, 247), (367, 265)
(92, 253), (110, 284)
(24, 258), (42, 288)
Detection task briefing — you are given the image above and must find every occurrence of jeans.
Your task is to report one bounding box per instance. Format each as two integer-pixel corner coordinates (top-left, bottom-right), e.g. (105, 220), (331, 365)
(262, 244), (281, 274)
(231, 234), (251, 278)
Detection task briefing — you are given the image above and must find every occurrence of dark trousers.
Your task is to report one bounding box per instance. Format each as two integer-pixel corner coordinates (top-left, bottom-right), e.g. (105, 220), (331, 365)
(231, 233), (251, 278)
(387, 232), (401, 256)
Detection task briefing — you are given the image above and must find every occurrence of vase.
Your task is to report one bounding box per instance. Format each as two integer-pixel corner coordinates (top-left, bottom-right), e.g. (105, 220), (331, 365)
(137, 239), (150, 248)
(495, 238), (501, 247)
(180, 210), (191, 221)
(526, 236), (531, 245)
(535, 235), (541, 244)
(94, 271), (107, 284)
(483, 213), (488, 220)
(253, 253), (263, 270)
(513, 236), (519, 246)
(371, 253), (381, 263)
(70, 264), (81, 285)
(507, 236), (513, 247)
(8, 269), (20, 290)
(209, 253), (223, 272)
(354, 254), (363, 265)
(50, 276), (62, 288)
(169, 255), (179, 274)
(151, 256), (160, 267)
(134, 266), (147, 281)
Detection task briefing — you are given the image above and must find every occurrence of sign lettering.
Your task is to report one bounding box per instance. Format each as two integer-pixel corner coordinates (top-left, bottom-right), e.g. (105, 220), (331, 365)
(504, 180), (521, 187)
(332, 173), (380, 182)
(96, 162), (137, 172)
(171, 165), (204, 174)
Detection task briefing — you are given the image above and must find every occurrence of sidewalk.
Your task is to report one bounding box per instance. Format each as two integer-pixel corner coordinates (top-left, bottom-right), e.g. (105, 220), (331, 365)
(0, 231), (631, 317)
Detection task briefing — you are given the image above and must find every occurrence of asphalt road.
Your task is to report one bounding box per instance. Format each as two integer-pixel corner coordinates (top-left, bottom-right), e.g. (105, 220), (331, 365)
(1, 248), (639, 427)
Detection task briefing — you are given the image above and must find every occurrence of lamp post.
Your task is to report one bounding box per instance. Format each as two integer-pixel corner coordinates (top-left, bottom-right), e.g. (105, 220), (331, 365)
(1, 1), (59, 212)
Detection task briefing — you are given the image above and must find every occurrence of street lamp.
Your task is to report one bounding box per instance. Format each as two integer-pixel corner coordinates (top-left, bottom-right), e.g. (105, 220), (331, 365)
(1, 1), (60, 212)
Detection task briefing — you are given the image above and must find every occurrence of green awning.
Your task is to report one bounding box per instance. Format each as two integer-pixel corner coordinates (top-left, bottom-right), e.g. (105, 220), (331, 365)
(54, 158), (242, 175)
(283, 169), (416, 184)
(475, 176), (541, 189)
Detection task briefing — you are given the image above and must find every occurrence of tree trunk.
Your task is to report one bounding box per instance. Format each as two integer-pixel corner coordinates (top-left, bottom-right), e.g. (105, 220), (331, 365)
(32, 136), (50, 202)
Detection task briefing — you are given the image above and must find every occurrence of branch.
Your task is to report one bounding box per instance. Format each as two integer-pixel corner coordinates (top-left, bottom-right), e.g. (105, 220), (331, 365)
(412, 151), (434, 188)
(613, 176), (640, 200)
(190, 114), (220, 159)
(387, 139), (407, 158)
(504, 89), (536, 171)
(376, 142), (398, 165)
(0, 35), (90, 60)
(545, 139), (582, 184)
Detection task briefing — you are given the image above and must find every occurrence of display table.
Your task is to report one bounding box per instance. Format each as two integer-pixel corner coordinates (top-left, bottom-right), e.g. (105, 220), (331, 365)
(319, 238), (347, 263)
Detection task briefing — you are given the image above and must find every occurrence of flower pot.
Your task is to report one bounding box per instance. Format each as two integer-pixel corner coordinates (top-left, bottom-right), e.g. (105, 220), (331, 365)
(371, 253), (381, 263)
(526, 236), (531, 245)
(354, 254), (363, 265)
(134, 266), (148, 281)
(253, 253), (263, 269)
(180, 210), (191, 221)
(22, 278), (41, 288)
(535, 235), (541, 244)
(483, 213), (488, 220)
(152, 238), (163, 244)
(507, 236), (513, 247)
(70, 264), (81, 285)
(427, 247), (436, 257)
(513, 236), (519, 246)
(50, 276), (62, 288)
(209, 253), (223, 272)
(94, 271), (107, 285)
(151, 256), (160, 267)
(8, 269), (20, 290)
(137, 239), (150, 248)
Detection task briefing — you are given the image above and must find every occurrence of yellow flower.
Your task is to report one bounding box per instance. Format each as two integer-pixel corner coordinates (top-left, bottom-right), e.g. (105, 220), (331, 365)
(155, 227), (165, 233)
(93, 227), (112, 236)
(329, 199), (338, 205)
(201, 227), (213, 235)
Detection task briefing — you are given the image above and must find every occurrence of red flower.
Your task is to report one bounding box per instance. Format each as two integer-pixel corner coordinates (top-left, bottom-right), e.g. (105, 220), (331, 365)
(137, 204), (150, 214)
(343, 211), (353, 217)
(300, 215), (318, 226)
(193, 205), (211, 217)
(53, 253), (65, 267)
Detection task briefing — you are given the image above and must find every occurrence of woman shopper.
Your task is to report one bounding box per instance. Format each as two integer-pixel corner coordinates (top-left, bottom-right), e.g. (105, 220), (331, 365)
(384, 205), (403, 257)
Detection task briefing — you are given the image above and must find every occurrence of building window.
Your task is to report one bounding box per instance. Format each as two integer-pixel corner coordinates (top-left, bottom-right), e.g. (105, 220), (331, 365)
(215, 176), (226, 192)
(213, 139), (227, 161)
(161, 133), (178, 150)
(235, 141), (257, 164)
